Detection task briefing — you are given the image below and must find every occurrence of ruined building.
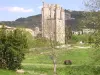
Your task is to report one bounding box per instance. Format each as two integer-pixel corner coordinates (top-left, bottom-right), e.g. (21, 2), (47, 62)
(42, 3), (65, 44)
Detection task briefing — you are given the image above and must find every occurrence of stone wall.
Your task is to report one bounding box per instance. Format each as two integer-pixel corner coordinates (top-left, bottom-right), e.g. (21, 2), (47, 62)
(42, 3), (65, 44)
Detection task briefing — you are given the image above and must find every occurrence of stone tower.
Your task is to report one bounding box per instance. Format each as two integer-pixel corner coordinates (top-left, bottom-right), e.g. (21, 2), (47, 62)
(42, 2), (65, 44)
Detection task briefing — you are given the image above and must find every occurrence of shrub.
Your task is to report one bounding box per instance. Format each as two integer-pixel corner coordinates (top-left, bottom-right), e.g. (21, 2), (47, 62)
(70, 34), (89, 44)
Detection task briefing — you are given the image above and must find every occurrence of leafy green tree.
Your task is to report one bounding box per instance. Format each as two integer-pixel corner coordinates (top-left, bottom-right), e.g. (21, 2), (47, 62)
(0, 25), (28, 70)
(83, 0), (100, 45)
(82, 0), (100, 64)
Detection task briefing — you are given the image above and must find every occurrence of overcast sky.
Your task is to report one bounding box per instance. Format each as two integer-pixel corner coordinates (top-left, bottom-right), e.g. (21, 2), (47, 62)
(0, 0), (84, 21)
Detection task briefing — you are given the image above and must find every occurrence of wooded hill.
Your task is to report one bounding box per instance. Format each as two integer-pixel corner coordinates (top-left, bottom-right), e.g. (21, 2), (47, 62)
(0, 10), (84, 31)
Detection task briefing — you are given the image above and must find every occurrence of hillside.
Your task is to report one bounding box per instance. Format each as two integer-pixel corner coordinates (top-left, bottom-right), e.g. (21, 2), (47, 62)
(0, 14), (42, 30)
(0, 10), (84, 31)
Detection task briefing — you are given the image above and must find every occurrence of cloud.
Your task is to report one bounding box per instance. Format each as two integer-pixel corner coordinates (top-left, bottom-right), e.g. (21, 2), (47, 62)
(38, 6), (43, 9)
(0, 7), (6, 10)
(0, 7), (34, 13)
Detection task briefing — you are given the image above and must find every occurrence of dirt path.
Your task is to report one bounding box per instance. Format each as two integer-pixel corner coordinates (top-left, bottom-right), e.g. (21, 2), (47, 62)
(74, 46), (91, 49)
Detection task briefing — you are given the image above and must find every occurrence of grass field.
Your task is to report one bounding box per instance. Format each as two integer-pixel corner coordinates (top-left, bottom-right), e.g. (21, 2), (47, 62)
(0, 45), (100, 75)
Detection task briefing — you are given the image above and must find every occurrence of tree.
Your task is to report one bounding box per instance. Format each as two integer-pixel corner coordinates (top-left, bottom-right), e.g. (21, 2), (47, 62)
(82, 0), (100, 64)
(81, 0), (100, 29)
(0, 25), (28, 70)
(65, 25), (72, 44)
(49, 39), (58, 75)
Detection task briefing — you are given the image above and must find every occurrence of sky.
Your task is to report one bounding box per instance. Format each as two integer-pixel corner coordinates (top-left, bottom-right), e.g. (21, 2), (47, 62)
(0, 0), (84, 21)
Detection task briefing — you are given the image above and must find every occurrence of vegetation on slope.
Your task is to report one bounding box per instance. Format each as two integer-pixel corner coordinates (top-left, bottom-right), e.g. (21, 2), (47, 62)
(0, 10), (85, 31)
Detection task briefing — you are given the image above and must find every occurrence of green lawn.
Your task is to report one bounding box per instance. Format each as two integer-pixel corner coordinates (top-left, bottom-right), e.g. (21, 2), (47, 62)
(23, 47), (91, 65)
(0, 46), (99, 75)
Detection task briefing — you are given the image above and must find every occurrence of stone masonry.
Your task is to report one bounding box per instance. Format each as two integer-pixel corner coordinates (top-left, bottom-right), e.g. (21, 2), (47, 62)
(42, 2), (65, 44)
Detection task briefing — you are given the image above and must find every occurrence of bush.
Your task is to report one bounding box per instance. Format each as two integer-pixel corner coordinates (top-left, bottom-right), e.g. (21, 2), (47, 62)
(31, 37), (60, 48)
(32, 37), (50, 48)
(70, 34), (89, 44)
(0, 26), (28, 70)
